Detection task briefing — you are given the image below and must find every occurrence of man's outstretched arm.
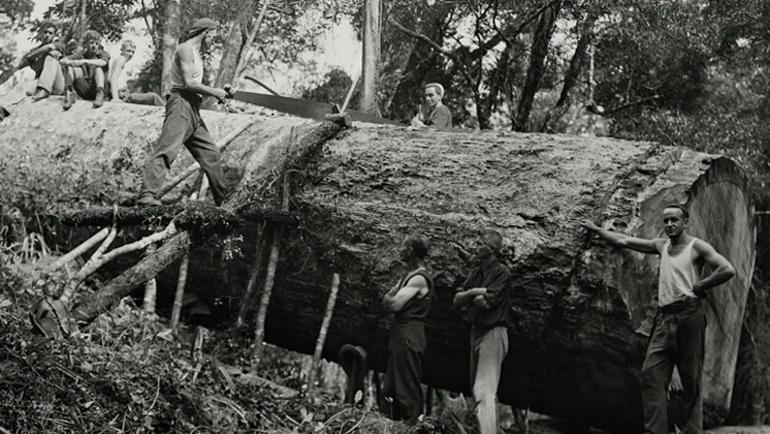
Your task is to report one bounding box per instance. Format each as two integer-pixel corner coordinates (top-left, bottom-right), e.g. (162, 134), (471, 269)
(692, 240), (736, 297)
(580, 220), (662, 254)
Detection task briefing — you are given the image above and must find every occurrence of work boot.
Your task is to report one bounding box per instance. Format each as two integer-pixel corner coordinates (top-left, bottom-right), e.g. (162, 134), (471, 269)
(93, 90), (104, 108)
(62, 90), (76, 111)
(136, 195), (162, 207)
(31, 88), (50, 102)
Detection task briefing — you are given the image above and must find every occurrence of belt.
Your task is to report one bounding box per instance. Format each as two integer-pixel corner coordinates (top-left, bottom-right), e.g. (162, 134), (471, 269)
(660, 298), (701, 314)
(170, 89), (203, 106)
(471, 322), (507, 330)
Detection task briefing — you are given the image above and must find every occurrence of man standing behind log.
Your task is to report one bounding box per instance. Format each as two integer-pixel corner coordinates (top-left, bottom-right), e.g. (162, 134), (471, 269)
(136, 18), (232, 207)
(411, 83), (452, 128)
(19, 22), (66, 101)
(380, 233), (433, 425)
(453, 229), (512, 434)
(581, 204), (736, 434)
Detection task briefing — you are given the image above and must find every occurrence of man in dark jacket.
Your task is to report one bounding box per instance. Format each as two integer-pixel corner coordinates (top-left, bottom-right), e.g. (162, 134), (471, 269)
(454, 228), (512, 434)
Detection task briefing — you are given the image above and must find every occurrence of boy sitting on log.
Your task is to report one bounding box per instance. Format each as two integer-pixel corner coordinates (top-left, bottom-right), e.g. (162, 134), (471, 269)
(60, 30), (110, 110)
(108, 40), (164, 107)
(19, 22), (66, 101)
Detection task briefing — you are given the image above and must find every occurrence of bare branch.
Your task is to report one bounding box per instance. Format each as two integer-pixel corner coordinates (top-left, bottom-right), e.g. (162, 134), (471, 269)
(388, 15), (475, 90)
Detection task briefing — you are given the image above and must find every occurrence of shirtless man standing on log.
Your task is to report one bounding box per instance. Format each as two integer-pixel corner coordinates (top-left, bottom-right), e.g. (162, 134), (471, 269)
(136, 18), (233, 207)
(581, 204), (735, 434)
(380, 232), (433, 425)
(453, 229), (512, 434)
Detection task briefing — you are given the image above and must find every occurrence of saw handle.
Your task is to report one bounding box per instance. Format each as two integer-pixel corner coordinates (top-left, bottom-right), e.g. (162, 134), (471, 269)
(218, 84), (236, 104)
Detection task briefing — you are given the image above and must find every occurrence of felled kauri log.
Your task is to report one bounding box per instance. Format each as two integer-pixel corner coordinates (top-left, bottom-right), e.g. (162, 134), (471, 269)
(0, 90), (755, 432)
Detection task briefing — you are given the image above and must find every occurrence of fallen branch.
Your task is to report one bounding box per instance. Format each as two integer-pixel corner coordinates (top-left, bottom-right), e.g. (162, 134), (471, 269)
(47, 228), (110, 272)
(58, 204), (301, 231)
(59, 222), (177, 305)
(307, 273), (340, 393)
(71, 231), (193, 322)
(251, 173), (292, 370)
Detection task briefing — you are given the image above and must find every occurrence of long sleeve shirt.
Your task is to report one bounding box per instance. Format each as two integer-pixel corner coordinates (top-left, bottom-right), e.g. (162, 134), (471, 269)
(457, 255), (512, 327)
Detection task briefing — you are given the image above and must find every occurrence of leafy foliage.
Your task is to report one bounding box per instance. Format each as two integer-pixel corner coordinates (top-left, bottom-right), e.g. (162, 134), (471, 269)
(42, 0), (138, 43)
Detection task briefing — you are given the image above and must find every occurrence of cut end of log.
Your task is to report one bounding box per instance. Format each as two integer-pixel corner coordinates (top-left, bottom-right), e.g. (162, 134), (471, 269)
(323, 112), (353, 128)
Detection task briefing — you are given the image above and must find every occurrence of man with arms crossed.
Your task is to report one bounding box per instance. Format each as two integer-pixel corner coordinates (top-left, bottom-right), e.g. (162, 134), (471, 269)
(136, 18), (232, 207)
(581, 204), (735, 434)
(380, 232), (433, 425)
(454, 229), (512, 434)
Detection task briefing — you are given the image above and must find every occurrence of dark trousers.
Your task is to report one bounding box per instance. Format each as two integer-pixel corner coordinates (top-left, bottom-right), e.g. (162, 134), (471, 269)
(140, 93), (227, 205)
(380, 320), (426, 425)
(641, 299), (705, 434)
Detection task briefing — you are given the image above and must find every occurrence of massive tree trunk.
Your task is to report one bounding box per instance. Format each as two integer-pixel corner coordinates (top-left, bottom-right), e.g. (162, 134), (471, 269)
(0, 88), (755, 432)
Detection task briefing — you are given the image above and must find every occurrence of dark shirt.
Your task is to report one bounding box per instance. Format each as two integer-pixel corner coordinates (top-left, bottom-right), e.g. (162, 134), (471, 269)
(418, 104), (452, 128)
(457, 255), (511, 327)
(66, 49), (111, 79)
(394, 269), (433, 322)
(27, 41), (66, 78)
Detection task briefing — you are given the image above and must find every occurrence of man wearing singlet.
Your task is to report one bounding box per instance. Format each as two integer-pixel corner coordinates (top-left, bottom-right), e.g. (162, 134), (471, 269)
(454, 228), (512, 434)
(411, 83), (452, 128)
(581, 205), (736, 434)
(380, 232), (433, 425)
(136, 18), (232, 207)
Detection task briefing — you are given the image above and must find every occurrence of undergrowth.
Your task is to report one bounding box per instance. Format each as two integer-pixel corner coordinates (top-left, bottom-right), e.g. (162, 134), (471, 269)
(0, 266), (473, 434)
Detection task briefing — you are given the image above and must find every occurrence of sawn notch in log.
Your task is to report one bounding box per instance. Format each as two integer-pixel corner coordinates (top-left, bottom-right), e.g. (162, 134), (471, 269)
(58, 203), (300, 233)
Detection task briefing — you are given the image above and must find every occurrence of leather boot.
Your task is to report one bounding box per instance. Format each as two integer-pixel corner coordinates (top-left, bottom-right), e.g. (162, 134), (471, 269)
(93, 90), (104, 108)
(63, 90), (76, 111)
(31, 88), (50, 102)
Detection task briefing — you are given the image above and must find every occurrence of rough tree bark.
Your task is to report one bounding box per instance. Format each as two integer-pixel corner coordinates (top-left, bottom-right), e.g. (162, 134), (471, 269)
(514, 0), (562, 132)
(0, 90), (755, 432)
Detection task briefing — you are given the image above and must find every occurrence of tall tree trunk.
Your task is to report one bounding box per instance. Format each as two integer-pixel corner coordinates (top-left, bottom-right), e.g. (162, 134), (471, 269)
(234, 0), (271, 80)
(513, 0), (562, 132)
(77, 0), (88, 45)
(161, 0), (181, 96)
(378, 10), (422, 117)
(539, 11), (597, 133)
(361, 0), (381, 114)
(214, 0), (257, 89)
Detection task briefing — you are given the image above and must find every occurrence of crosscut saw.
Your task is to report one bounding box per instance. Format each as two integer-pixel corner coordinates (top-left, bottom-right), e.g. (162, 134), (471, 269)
(232, 76), (403, 126)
